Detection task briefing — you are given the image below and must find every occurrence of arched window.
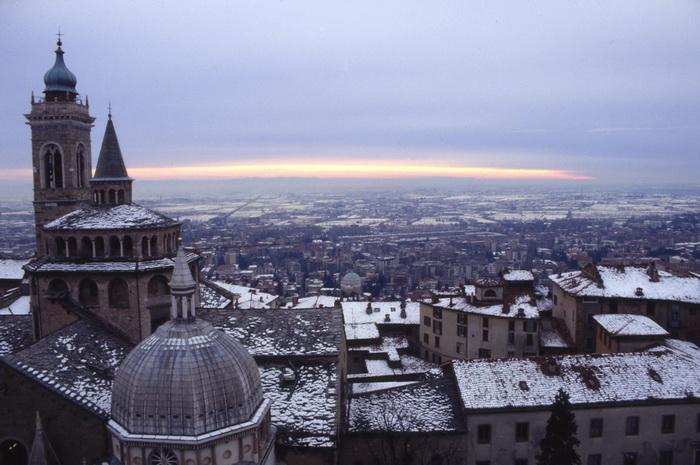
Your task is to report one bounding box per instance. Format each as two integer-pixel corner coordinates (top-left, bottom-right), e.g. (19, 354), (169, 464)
(47, 278), (69, 298)
(80, 236), (93, 259)
(483, 289), (497, 298)
(165, 234), (172, 254)
(76, 144), (86, 188)
(67, 237), (78, 257)
(94, 236), (105, 257)
(122, 236), (133, 257)
(142, 236), (149, 257)
(43, 144), (63, 188)
(150, 236), (158, 256)
(117, 189), (125, 204)
(109, 236), (121, 257)
(108, 189), (116, 204)
(0, 439), (28, 465)
(149, 448), (178, 465)
(79, 278), (99, 307)
(55, 237), (66, 257)
(148, 275), (170, 297)
(108, 278), (129, 307)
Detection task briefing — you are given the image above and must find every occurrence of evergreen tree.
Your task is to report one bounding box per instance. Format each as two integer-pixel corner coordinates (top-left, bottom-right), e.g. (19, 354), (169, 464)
(536, 388), (581, 465)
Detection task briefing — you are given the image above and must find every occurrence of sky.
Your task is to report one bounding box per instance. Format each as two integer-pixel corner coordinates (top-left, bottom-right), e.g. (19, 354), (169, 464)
(1, 0), (700, 188)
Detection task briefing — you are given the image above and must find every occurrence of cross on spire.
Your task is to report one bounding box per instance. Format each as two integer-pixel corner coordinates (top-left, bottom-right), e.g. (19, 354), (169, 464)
(56, 28), (63, 46)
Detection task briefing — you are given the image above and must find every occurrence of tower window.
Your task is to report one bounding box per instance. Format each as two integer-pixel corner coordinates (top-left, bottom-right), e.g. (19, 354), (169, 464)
(43, 144), (63, 188)
(76, 144), (86, 187)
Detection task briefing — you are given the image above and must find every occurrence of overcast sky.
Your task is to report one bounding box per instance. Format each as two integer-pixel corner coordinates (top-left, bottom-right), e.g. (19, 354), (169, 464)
(1, 0), (699, 187)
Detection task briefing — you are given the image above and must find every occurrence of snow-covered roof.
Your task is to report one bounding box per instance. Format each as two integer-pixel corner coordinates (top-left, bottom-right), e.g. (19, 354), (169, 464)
(260, 361), (339, 448)
(209, 281), (278, 309)
(429, 294), (540, 319)
(502, 270), (534, 282)
(348, 354), (440, 381)
(0, 315), (32, 356)
(44, 204), (178, 230)
(349, 336), (409, 363)
(0, 258), (30, 280)
(347, 379), (466, 433)
(550, 265), (700, 304)
(593, 314), (669, 337)
(345, 323), (380, 341)
(284, 295), (339, 309)
(24, 253), (199, 274)
(0, 295), (30, 316)
(342, 301), (420, 325)
(198, 308), (342, 357)
(452, 346), (700, 411)
(2, 319), (131, 417)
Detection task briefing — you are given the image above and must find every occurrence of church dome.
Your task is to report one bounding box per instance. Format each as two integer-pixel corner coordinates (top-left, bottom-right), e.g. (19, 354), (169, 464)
(342, 272), (361, 283)
(43, 40), (78, 96)
(111, 318), (263, 436)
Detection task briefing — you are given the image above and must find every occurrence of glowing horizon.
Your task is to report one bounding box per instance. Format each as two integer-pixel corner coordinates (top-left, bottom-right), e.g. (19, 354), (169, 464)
(0, 162), (592, 182)
(130, 161), (591, 181)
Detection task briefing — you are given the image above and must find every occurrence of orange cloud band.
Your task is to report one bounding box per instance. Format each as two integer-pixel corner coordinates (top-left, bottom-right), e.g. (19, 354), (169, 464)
(130, 163), (591, 180)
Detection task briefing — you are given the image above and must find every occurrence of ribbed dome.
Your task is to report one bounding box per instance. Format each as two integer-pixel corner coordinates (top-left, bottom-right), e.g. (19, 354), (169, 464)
(342, 272), (361, 282)
(111, 318), (263, 436)
(43, 41), (78, 96)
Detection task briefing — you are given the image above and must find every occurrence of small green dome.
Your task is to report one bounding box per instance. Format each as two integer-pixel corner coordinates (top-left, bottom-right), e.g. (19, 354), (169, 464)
(43, 40), (78, 96)
(343, 272), (361, 282)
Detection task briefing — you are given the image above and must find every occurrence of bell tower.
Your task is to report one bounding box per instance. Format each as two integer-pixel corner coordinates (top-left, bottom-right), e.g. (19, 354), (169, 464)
(25, 37), (95, 255)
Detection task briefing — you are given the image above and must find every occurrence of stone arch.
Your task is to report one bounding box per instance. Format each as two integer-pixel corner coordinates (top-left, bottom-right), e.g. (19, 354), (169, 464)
(142, 236), (149, 257)
(67, 237), (78, 257)
(55, 237), (66, 257)
(164, 234), (172, 254)
(76, 143), (87, 188)
(483, 289), (497, 298)
(148, 275), (170, 297)
(79, 278), (99, 307)
(47, 278), (69, 298)
(95, 236), (105, 257)
(80, 236), (93, 259)
(0, 439), (28, 465)
(150, 236), (158, 256)
(109, 236), (121, 257)
(117, 189), (125, 204)
(108, 278), (129, 307)
(108, 189), (116, 204)
(41, 143), (63, 188)
(123, 236), (133, 257)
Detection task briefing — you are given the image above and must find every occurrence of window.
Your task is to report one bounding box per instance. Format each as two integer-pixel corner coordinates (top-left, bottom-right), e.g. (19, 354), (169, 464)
(646, 301), (656, 315)
(515, 422), (529, 442)
(423, 333), (430, 344)
(149, 448), (178, 465)
(623, 452), (637, 465)
(508, 320), (515, 331)
(478, 348), (491, 358)
(433, 307), (442, 319)
(553, 294), (558, 305)
(525, 334), (533, 346)
(457, 325), (467, 336)
(523, 321), (537, 332)
(78, 279), (99, 307)
(483, 317), (489, 328)
(609, 300), (618, 313)
(43, 144), (63, 188)
(424, 316), (431, 326)
(661, 414), (675, 434)
(586, 454), (602, 465)
(659, 450), (673, 465)
(433, 320), (442, 335)
(585, 338), (594, 350)
(432, 353), (442, 364)
(482, 329), (489, 341)
(457, 313), (466, 324)
(434, 336), (440, 348)
(477, 424), (491, 443)
(108, 278), (129, 307)
(589, 418), (603, 437)
(587, 312), (595, 326)
(507, 332), (515, 344)
(625, 416), (639, 436)
(456, 342), (464, 354)
(582, 296), (598, 303)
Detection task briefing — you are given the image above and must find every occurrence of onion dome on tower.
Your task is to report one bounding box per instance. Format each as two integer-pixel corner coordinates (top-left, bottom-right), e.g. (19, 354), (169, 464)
(108, 249), (275, 465)
(43, 38), (78, 101)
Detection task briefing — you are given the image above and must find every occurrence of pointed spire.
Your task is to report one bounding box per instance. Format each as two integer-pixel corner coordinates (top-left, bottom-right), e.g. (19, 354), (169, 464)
(170, 247), (197, 319)
(28, 412), (61, 465)
(91, 114), (133, 181)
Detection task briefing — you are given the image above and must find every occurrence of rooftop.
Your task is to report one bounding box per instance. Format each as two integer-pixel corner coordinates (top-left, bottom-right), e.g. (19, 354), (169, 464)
(593, 314), (669, 337)
(43, 204), (178, 230)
